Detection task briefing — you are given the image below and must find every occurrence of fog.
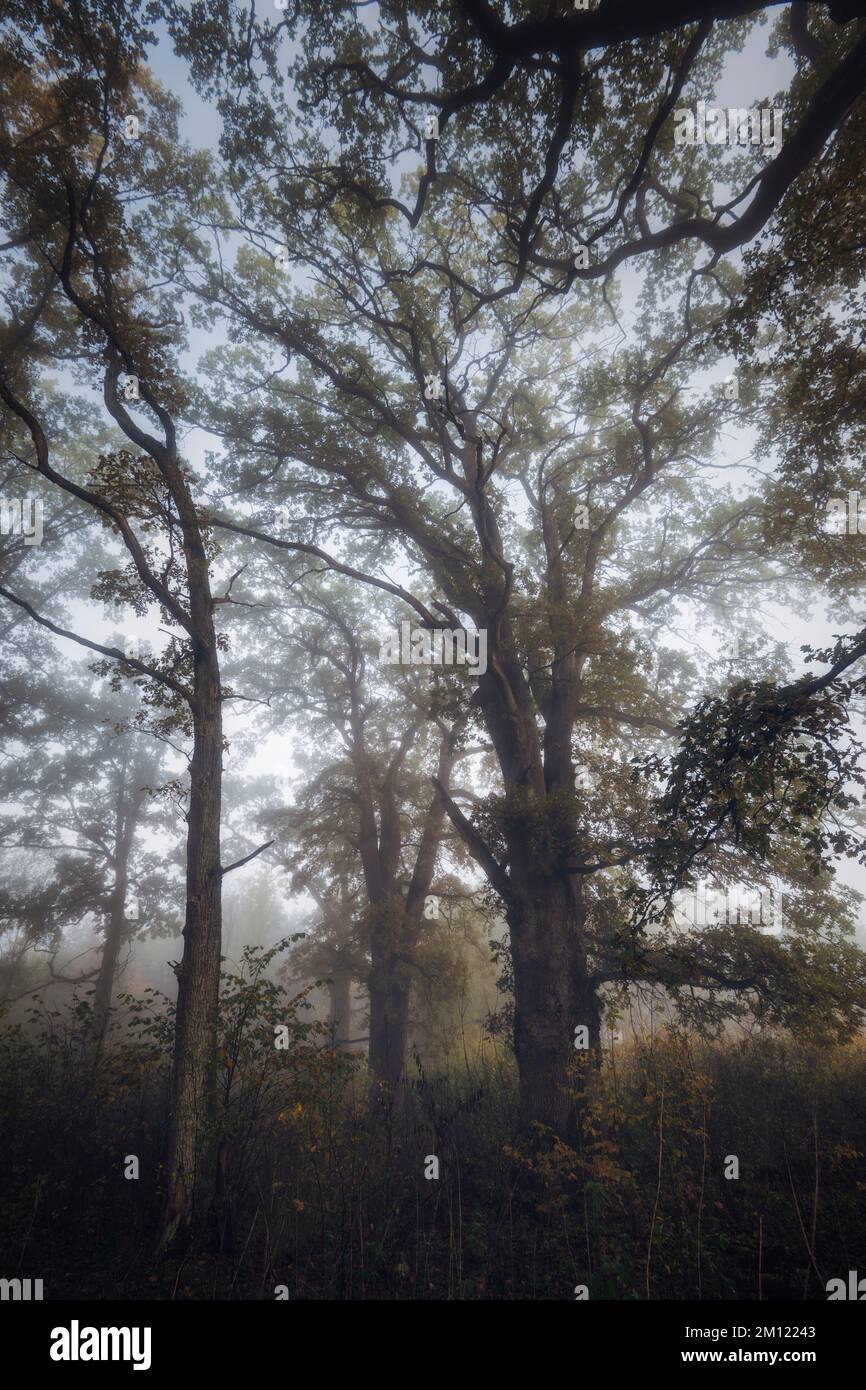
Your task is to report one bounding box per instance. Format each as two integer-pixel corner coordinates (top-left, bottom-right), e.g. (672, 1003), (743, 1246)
(1, 0), (865, 1333)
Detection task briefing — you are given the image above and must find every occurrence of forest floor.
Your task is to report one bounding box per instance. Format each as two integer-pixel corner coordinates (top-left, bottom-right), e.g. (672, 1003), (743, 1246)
(1, 980), (864, 1300)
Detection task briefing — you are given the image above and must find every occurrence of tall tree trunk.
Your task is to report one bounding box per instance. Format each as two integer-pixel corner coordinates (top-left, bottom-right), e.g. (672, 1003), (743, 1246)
(0, 939), (29, 1004)
(93, 773), (142, 1041)
(367, 902), (412, 1086)
(92, 894), (125, 1041)
(329, 969), (353, 1049)
(367, 719), (463, 1085)
(508, 864), (599, 1139)
(157, 639), (223, 1254)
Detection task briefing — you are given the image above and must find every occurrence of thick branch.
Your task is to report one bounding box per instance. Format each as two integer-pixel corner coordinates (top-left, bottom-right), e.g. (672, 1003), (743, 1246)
(431, 774), (511, 900)
(221, 839), (275, 876)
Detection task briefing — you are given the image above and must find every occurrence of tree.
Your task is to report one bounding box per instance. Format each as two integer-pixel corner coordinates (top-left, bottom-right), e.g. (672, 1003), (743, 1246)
(152, 0), (866, 1135)
(0, 665), (175, 1036)
(284, 877), (367, 1053)
(156, 142), (865, 1136)
(230, 569), (474, 1084)
(174, 0), (866, 716)
(0, 1), (245, 1250)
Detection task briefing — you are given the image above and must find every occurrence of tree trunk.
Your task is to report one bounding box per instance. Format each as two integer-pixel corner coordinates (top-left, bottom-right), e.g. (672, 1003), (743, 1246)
(92, 895), (124, 1041)
(508, 872), (599, 1139)
(157, 639), (223, 1255)
(366, 721), (462, 1086)
(329, 969), (353, 1050)
(93, 773), (140, 1042)
(367, 903), (412, 1086)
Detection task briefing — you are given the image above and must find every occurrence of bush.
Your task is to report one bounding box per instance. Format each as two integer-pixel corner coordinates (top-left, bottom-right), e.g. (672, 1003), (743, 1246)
(0, 977), (864, 1299)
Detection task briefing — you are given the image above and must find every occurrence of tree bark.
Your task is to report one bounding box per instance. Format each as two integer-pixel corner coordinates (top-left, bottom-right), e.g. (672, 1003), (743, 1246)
(508, 871), (599, 1138)
(93, 769), (144, 1042)
(366, 720), (463, 1085)
(329, 969), (353, 1049)
(157, 637), (223, 1255)
(92, 894), (124, 1041)
(367, 902), (412, 1086)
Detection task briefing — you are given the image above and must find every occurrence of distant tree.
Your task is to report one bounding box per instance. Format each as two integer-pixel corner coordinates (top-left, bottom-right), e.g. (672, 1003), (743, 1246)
(221, 866), (292, 962)
(240, 574), (474, 1084)
(285, 877), (368, 1053)
(0, 667), (179, 1034)
(408, 883), (502, 1070)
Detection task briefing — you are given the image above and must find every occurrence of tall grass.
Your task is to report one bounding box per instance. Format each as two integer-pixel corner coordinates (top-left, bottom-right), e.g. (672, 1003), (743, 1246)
(1, 949), (864, 1299)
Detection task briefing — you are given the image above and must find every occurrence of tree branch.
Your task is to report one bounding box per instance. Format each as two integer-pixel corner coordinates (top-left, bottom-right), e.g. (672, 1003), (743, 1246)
(221, 839), (275, 876)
